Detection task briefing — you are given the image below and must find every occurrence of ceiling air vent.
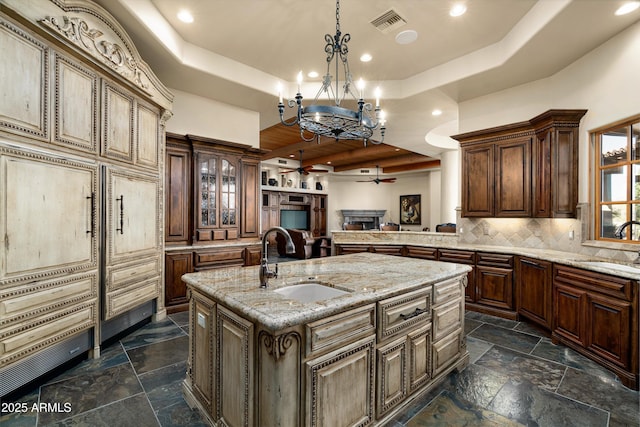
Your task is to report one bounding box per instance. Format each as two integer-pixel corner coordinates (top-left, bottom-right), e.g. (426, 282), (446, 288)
(278, 159), (287, 164)
(360, 169), (370, 174)
(370, 9), (407, 34)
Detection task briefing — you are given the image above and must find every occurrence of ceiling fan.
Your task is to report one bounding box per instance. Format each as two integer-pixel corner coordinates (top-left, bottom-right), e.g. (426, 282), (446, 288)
(282, 150), (329, 175)
(357, 165), (396, 184)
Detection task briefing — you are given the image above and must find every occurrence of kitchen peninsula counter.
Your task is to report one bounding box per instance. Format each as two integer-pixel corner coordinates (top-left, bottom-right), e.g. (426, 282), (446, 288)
(182, 253), (471, 426)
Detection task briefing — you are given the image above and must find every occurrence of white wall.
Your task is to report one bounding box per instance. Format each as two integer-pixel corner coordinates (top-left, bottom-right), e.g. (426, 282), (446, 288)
(327, 173), (433, 232)
(458, 20), (640, 204)
(166, 89), (260, 147)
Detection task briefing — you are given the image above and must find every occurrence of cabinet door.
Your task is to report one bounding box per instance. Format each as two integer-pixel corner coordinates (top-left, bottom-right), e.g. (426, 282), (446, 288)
(0, 17), (49, 140)
(407, 324), (432, 392)
(311, 195), (327, 237)
(585, 293), (632, 370)
(102, 81), (134, 162)
(103, 166), (161, 319)
(135, 101), (160, 168)
(553, 283), (586, 346)
(438, 250), (476, 303)
(165, 252), (193, 310)
(476, 266), (514, 310)
(240, 158), (260, 238)
(165, 143), (191, 245)
(217, 306), (253, 427)
(306, 337), (375, 427)
(376, 338), (407, 417)
(53, 53), (98, 153)
(190, 292), (216, 416)
(0, 146), (97, 284)
(516, 257), (552, 329)
(195, 152), (239, 241)
(461, 144), (494, 217)
(495, 137), (531, 217)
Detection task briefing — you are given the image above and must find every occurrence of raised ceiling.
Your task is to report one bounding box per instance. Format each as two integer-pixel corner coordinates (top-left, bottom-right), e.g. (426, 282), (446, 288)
(94, 0), (640, 173)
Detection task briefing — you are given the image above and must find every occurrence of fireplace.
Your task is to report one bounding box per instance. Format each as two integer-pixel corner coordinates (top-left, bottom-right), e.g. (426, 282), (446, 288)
(341, 209), (386, 230)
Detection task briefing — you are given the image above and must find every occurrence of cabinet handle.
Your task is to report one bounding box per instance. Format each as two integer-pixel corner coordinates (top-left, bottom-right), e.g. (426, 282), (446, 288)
(400, 307), (428, 321)
(86, 192), (95, 237)
(115, 195), (124, 234)
(520, 259), (541, 267)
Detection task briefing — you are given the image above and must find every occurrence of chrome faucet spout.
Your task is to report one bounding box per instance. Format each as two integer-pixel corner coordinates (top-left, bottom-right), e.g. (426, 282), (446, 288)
(614, 220), (640, 239)
(260, 227), (295, 288)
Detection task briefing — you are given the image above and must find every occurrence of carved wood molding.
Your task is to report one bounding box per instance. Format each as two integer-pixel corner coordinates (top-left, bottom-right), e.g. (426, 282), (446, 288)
(41, 14), (151, 94)
(259, 331), (301, 362)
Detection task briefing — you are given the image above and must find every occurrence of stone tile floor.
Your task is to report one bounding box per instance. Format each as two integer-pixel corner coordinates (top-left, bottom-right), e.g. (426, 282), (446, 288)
(1, 310), (638, 426)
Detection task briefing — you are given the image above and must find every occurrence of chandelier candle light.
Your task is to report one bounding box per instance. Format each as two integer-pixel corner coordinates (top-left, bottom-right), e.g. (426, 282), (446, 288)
(277, 0), (386, 145)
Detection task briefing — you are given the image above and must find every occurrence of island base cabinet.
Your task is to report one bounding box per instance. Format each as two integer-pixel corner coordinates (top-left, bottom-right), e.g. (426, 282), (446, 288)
(188, 292), (216, 417)
(217, 306), (254, 427)
(306, 336), (376, 427)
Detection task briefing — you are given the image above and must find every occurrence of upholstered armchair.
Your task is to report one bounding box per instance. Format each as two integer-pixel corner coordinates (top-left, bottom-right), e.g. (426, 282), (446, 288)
(276, 229), (315, 259)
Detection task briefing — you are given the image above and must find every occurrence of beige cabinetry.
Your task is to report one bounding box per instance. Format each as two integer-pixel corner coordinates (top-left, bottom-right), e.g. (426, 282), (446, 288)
(0, 0), (172, 397)
(185, 273), (468, 426)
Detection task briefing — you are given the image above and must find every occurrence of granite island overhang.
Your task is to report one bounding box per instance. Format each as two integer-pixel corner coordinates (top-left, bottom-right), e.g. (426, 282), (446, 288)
(181, 253), (472, 427)
(181, 252), (472, 331)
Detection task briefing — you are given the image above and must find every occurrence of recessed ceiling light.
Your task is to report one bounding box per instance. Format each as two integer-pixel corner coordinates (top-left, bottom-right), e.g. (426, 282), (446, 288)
(307, 71), (319, 78)
(432, 109), (443, 116)
(177, 9), (194, 23)
(615, 1), (640, 15)
(327, 161), (332, 164)
(450, 3), (467, 17)
(395, 29), (418, 45)
(360, 53), (372, 62)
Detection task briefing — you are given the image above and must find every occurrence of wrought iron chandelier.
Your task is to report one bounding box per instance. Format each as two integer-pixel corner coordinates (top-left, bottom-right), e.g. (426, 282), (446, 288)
(277, 0), (386, 145)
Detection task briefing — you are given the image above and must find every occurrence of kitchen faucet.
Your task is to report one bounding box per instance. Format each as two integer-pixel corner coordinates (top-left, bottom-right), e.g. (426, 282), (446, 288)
(260, 227), (295, 288)
(614, 220), (640, 239)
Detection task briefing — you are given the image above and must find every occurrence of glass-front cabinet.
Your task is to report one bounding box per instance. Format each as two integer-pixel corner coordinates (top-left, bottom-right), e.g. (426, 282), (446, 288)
(195, 149), (240, 242)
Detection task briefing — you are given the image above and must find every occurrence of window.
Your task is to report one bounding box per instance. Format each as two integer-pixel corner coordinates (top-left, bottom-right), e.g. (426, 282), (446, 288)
(594, 116), (640, 241)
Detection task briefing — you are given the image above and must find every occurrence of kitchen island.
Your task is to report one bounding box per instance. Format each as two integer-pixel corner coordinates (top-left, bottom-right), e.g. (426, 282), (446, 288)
(181, 252), (471, 426)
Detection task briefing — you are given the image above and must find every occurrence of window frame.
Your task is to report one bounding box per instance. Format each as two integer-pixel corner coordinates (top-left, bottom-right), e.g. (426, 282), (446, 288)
(593, 114), (640, 243)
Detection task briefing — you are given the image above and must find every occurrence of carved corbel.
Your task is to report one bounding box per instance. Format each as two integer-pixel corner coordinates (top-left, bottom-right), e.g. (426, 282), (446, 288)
(259, 331), (300, 362)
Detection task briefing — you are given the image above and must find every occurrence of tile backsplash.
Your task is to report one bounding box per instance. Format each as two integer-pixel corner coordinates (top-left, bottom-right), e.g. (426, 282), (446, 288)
(456, 204), (640, 263)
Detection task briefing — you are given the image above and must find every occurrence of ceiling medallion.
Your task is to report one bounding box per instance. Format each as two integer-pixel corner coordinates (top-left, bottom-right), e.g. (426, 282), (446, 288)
(277, 0), (386, 146)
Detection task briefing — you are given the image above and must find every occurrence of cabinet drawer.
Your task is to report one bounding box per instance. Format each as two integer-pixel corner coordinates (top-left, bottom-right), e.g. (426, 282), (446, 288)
(554, 265), (633, 301)
(438, 249), (475, 264)
(194, 247), (245, 269)
(106, 256), (160, 291)
(476, 252), (513, 268)
(432, 328), (462, 376)
(104, 276), (159, 319)
(0, 302), (96, 366)
(378, 287), (432, 342)
(0, 272), (97, 320)
(305, 304), (375, 357)
(433, 298), (462, 342)
(433, 278), (462, 305)
(372, 245), (404, 256)
(406, 246), (438, 260)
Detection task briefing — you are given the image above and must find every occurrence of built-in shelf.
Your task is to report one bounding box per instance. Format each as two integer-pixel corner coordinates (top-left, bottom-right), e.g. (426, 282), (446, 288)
(261, 185), (327, 195)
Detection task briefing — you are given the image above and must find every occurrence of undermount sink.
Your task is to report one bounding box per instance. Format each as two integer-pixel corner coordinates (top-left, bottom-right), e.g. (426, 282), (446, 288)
(577, 261), (640, 274)
(274, 283), (350, 303)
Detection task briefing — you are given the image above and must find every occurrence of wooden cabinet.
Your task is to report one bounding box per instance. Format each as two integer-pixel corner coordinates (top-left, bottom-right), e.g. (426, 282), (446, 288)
(103, 166), (161, 321)
(475, 252), (514, 312)
(454, 110), (586, 218)
(189, 291), (216, 416)
(164, 133), (262, 312)
(165, 139), (192, 245)
(553, 265), (638, 389)
(261, 190), (280, 240)
(530, 110), (583, 218)
(438, 249), (476, 305)
(311, 195), (327, 237)
(516, 257), (552, 329)
(0, 1), (172, 396)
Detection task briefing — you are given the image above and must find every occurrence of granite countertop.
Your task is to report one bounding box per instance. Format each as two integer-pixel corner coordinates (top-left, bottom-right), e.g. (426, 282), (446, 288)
(331, 231), (640, 280)
(182, 252), (471, 331)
